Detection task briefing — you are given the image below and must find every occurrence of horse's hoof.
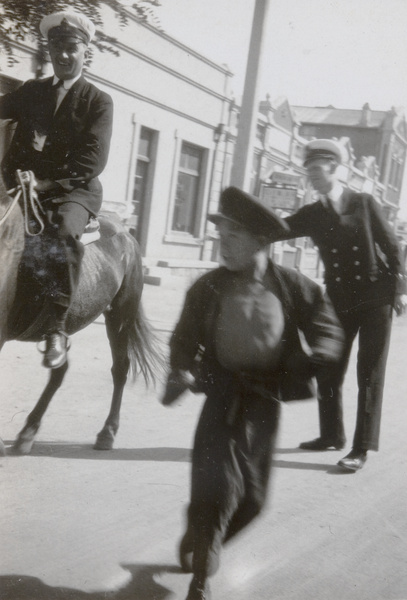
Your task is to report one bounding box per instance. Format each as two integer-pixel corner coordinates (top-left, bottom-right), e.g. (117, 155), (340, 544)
(93, 441), (113, 451)
(13, 424), (39, 455)
(12, 427), (37, 455)
(12, 439), (34, 455)
(94, 430), (115, 451)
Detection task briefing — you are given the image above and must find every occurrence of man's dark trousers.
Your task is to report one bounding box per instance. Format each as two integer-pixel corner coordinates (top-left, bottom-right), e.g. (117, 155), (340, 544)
(317, 303), (393, 451)
(44, 200), (89, 312)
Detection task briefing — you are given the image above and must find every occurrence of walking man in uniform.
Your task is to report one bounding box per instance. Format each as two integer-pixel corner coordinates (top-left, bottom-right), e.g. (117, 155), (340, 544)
(0, 10), (113, 368)
(280, 139), (406, 471)
(162, 186), (344, 600)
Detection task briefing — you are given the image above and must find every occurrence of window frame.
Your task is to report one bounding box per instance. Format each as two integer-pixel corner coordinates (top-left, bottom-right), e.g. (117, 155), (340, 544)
(169, 139), (208, 239)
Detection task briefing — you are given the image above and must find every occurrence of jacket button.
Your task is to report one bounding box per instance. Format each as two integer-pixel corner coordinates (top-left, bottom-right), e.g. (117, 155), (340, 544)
(355, 275), (361, 280)
(335, 277), (341, 282)
(331, 248), (338, 253)
(352, 246), (359, 251)
(354, 261), (360, 266)
(333, 263), (339, 267)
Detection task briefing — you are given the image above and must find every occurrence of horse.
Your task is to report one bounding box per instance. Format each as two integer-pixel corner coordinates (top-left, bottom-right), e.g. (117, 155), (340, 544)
(0, 172), (163, 455)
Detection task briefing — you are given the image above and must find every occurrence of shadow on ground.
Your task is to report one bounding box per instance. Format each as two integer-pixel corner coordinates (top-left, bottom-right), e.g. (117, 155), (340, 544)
(4, 441), (345, 472)
(0, 564), (181, 600)
(275, 447), (354, 474)
(4, 441), (191, 463)
(272, 459), (334, 471)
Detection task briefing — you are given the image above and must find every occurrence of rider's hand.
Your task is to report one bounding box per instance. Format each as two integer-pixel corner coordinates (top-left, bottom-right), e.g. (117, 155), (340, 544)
(34, 178), (58, 192)
(394, 294), (407, 317)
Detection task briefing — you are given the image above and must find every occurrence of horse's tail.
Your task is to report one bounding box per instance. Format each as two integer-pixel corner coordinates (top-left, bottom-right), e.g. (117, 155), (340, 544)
(127, 301), (166, 386)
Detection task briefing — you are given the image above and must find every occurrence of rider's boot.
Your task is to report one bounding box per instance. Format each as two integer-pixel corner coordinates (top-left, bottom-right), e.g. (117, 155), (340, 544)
(43, 307), (70, 369)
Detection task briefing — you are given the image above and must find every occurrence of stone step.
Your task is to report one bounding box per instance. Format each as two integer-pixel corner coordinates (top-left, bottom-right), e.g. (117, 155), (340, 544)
(143, 259), (219, 286)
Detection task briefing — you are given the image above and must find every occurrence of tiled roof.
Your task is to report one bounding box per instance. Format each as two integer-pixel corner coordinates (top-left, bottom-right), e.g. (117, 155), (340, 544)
(292, 105), (387, 128)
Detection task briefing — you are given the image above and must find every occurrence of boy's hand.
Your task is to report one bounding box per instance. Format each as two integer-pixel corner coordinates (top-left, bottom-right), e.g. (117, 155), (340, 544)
(161, 369), (197, 406)
(394, 294), (407, 316)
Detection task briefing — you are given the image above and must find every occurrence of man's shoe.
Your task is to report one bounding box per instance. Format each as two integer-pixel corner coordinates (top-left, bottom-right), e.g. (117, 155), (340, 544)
(337, 449), (367, 471)
(185, 578), (211, 600)
(42, 332), (70, 369)
(299, 437), (345, 451)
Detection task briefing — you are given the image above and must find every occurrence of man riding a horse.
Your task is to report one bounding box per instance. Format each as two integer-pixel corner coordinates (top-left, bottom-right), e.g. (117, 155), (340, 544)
(0, 10), (113, 369)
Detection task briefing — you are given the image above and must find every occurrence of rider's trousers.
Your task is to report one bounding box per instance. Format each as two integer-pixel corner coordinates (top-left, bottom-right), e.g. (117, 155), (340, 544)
(44, 200), (88, 310)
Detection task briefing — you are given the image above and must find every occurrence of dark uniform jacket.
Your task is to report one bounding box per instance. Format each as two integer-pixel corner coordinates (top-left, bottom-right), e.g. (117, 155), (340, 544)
(170, 262), (344, 402)
(283, 190), (405, 312)
(0, 76), (113, 216)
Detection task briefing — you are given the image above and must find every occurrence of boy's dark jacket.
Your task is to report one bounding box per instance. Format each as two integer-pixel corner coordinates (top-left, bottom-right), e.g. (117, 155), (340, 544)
(169, 262), (344, 402)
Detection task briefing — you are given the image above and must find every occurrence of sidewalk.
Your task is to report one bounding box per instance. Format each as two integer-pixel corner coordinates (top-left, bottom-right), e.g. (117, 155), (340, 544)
(142, 274), (196, 334)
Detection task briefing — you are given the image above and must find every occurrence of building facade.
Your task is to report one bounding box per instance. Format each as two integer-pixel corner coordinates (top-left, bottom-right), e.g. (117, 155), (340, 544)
(222, 96), (407, 276)
(0, 9), (405, 276)
(0, 7), (232, 269)
(293, 103), (407, 224)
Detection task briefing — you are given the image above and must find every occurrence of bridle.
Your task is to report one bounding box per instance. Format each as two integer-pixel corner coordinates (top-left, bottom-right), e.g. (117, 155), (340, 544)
(1, 170), (45, 236)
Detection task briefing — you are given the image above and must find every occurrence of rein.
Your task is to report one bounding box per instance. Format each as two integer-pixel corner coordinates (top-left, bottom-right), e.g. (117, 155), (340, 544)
(1, 170), (45, 236)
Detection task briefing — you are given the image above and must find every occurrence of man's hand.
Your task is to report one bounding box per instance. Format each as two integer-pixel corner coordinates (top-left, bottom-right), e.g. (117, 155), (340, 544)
(394, 294), (407, 317)
(34, 178), (59, 192)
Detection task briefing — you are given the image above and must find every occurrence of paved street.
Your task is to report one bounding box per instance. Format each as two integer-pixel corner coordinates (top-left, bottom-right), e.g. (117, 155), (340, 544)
(0, 275), (406, 600)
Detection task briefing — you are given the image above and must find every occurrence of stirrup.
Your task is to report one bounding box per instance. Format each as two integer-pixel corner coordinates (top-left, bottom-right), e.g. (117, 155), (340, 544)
(37, 331), (71, 355)
(84, 217), (100, 234)
(81, 217), (100, 245)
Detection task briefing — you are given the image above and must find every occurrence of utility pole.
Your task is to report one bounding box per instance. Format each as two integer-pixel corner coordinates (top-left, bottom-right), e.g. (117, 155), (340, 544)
(230, 0), (270, 190)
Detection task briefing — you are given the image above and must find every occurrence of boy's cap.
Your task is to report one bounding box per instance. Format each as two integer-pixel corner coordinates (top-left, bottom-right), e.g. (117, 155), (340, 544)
(304, 139), (347, 166)
(40, 11), (95, 44)
(208, 186), (289, 241)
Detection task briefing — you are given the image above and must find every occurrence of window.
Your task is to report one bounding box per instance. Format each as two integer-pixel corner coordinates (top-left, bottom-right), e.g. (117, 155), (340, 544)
(392, 157), (402, 190)
(385, 141), (405, 191)
(249, 152), (262, 195)
(256, 123), (265, 143)
(379, 144), (388, 183)
(388, 155), (403, 190)
(131, 126), (156, 240)
(172, 142), (204, 234)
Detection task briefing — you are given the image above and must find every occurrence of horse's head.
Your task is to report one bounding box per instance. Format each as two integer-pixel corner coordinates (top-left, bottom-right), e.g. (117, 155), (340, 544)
(0, 171), (24, 242)
(0, 171), (27, 349)
(0, 173), (10, 207)
(0, 169), (45, 240)
(0, 172), (25, 328)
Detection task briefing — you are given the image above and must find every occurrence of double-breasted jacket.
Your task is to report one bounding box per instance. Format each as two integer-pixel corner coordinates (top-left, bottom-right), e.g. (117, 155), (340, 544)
(283, 190), (405, 313)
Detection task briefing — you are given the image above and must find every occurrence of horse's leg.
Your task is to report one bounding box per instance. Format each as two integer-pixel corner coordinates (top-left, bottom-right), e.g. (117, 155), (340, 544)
(94, 309), (130, 450)
(13, 361), (69, 455)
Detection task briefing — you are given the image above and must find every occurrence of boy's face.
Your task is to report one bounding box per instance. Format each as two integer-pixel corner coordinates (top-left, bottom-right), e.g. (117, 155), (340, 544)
(48, 36), (88, 81)
(217, 219), (262, 272)
(306, 158), (337, 195)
